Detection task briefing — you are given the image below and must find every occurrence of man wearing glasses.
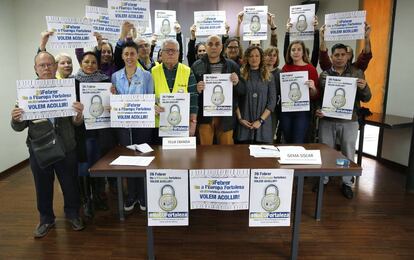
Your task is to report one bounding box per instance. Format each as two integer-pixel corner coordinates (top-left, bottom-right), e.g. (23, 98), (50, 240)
(151, 39), (199, 143)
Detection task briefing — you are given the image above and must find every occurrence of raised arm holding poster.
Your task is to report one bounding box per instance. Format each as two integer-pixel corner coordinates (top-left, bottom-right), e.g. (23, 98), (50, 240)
(147, 169), (189, 226)
(17, 78), (77, 120)
(280, 71), (310, 112)
(46, 16), (96, 49)
(80, 82), (112, 130)
(321, 76), (357, 120)
(155, 10), (176, 38)
(325, 11), (366, 41)
(194, 11), (226, 36)
(289, 4), (315, 41)
(159, 93), (190, 137)
(243, 6), (268, 41)
(249, 169), (294, 227)
(203, 73), (233, 117)
(85, 6), (121, 44)
(190, 169), (250, 211)
(110, 94), (155, 128)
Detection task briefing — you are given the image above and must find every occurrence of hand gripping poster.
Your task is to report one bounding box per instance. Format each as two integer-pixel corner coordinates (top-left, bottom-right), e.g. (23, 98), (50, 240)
(16, 78), (77, 120)
(147, 169), (189, 226)
(321, 76), (357, 120)
(249, 169), (294, 227)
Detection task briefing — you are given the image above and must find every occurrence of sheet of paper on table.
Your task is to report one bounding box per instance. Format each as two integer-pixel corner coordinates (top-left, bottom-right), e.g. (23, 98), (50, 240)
(110, 156), (155, 166)
(126, 143), (154, 153)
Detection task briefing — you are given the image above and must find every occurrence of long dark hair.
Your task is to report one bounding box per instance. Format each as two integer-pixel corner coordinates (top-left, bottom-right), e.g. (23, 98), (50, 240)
(241, 46), (270, 81)
(285, 40), (310, 65)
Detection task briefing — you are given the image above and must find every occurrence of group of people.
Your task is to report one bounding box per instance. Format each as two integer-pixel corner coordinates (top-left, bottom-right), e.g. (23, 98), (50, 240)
(10, 11), (372, 238)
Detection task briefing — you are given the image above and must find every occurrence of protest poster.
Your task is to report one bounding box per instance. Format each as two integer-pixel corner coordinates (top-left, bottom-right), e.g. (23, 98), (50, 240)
(80, 82), (112, 130)
(85, 5), (121, 44)
(147, 169), (189, 226)
(249, 169), (294, 227)
(321, 76), (357, 120)
(289, 4), (315, 41)
(243, 6), (268, 41)
(325, 11), (366, 41)
(159, 93), (190, 137)
(190, 169), (250, 210)
(154, 10), (176, 38)
(17, 78), (77, 120)
(108, 0), (150, 22)
(46, 16), (95, 49)
(194, 11), (226, 36)
(203, 74), (233, 117)
(110, 94), (155, 127)
(280, 71), (310, 112)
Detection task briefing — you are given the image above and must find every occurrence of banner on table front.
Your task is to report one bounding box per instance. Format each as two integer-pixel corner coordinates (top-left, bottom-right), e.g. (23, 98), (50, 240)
(80, 83), (112, 130)
(325, 11), (366, 41)
(110, 94), (155, 128)
(17, 78), (77, 120)
(190, 169), (250, 210)
(46, 16), (95, 49)
(159, 93), (190, 137)
(280, 71), (310, 112)
(243, 6), (268, 41)
(249, 169), (294, 227)
(147, 169), (189, 226)
(322, 76), (357, 120)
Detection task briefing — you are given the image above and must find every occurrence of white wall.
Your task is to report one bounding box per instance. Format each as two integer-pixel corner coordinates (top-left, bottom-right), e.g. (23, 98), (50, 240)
(381, 0), (414, 166)
(0, 0), (88, 172)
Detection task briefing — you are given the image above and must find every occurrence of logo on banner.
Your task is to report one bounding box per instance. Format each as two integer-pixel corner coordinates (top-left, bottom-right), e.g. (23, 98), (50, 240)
(167, 104), (182, 126)
(211, 85), (225, 106)
(288, 82), (302, 102)
(159, 185), (178, 211)
(160, 19), (171, 36)
(250, 15), (261, 33)
(261, 184), (280, 212)
(331, 88), (346, 108)
(89, 95), (104, 118)
(296, 14), (308, 32)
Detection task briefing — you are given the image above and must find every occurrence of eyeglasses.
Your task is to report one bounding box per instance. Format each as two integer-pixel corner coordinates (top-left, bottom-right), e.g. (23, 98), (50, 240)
(162, 49), (178, 54)
(36, 63), (54, 69)
(227, 46), (239, 50)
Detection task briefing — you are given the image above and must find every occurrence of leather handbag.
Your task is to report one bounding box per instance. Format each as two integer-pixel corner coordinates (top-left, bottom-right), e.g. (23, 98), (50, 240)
(30, 128), (66, 169)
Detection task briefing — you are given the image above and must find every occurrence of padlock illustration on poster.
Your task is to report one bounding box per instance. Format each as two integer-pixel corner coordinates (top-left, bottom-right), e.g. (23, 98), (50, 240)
(160, 18), (171, 36)
(159, 185), (177, 212)
(288, 82), (302, 102)
(211, 85), (225, 106)
(261, 184), (281, 212)
(296, 14), (308, 32)
(89, 95), (104, 118)
(167, 104), (182, 126)
(250, 15), (261, 33)
(331, 88), (346, 108)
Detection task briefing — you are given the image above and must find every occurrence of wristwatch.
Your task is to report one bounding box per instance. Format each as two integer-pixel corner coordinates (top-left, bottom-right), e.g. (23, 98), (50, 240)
(258, 118), (265, 124)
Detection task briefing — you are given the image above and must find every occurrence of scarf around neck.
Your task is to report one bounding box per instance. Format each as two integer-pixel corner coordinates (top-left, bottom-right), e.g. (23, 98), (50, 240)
(74, 69), (109, 83)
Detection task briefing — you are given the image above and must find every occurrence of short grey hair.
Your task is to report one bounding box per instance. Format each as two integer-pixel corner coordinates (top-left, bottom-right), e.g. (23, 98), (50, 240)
(55, 53), (72, 63)
(161, 38), (180, 51)
(134, 36), (150, 45)
(206, 35), (221, 45)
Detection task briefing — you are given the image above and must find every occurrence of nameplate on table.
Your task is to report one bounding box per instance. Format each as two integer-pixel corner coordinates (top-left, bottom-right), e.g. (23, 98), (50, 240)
(279, 150), (322, 165)
(162, 137), (196, 150)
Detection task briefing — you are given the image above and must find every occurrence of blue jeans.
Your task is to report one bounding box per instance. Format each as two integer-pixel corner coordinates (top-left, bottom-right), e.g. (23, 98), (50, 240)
(280, 111), (310, 144)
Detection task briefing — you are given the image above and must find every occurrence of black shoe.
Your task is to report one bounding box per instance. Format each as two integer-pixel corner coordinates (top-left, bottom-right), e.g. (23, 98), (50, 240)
(124, 198), (138, 212)
(34, 222), (55, 238)
(68, 217), (85, 231)
(341, 184), (354, 199)
(83, 201), (94, 218)
(139, 200), (147, 212)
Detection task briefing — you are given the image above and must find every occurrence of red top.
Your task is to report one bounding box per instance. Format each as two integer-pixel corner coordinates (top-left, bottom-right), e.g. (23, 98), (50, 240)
(282, 63), (320, 101)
